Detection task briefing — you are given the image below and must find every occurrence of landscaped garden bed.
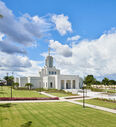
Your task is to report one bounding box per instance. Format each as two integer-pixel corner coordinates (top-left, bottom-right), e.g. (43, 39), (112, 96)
(0, 97), (59, 101)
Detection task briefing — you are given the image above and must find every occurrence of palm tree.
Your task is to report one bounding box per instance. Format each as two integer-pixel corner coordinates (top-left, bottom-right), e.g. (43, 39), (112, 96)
(4, 76), (14, 86)
(25, 83), (33, 90)
(13, 82), (19, 89)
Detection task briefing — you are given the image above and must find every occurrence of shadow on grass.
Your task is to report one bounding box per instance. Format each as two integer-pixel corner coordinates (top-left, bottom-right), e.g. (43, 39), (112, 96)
(0, 118), (9, 121)
(0, 103), (16, 108)
(21, 121), (32, 127)
(0, 91), (7, 94)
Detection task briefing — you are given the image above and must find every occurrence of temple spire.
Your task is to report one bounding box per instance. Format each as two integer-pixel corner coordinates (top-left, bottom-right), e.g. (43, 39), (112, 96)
(45, 47), (53, 68)
(48, 47), (50, 56)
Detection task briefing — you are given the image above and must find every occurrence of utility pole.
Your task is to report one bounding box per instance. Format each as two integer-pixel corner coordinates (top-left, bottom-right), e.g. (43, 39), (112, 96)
(83, 86), (85, 108)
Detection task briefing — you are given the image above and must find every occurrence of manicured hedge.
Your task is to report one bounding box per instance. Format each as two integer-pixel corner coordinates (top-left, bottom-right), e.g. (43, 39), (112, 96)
(0, 97), (59, 101)
(90, 87), (104, 92)
(94, 98), (116, 103)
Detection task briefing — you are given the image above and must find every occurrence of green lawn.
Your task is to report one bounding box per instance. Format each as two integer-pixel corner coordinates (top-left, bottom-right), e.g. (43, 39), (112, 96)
(0, 102), (116, 127)
(48, 92), (77, 97)
(78, 99), (116, 109)
(0, 86), (47, 98)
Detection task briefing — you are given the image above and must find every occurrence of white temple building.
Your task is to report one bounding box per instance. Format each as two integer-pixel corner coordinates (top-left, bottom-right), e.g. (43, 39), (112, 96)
(15, 50), (83, 90)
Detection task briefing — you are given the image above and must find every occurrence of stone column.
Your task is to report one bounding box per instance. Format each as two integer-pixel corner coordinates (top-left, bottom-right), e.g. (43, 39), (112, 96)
(64, 80), (66, 89)
(71, 80), (73, 89)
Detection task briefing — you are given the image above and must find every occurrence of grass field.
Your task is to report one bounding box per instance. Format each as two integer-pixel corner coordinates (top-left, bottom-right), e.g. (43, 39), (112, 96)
(0, 102), (116, 127)
(78, 99), (116, 109)
(0, 86), (47, 98)
(47, 92), (77, 97)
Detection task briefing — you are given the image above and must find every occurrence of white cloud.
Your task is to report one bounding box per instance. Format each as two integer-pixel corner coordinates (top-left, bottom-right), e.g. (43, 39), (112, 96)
(0, 32), (4, 41)
(0, 1), (51, 54)
(51, 14), (72, 35)
(67, 35), (80, 41)
(49, 31), (116, 78)
(49, 40), (72, 57)
(0, 51), (42, 78)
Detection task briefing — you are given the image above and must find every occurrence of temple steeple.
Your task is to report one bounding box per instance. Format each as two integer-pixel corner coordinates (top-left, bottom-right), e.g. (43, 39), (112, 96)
(48, 47), (50, 56)
(45, 48), (53, 68)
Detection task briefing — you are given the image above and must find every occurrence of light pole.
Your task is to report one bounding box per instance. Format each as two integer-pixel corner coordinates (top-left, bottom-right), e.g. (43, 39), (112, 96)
(6, 73), (8, 85)
(40, 83), (41, 94)
(83, 86), (85, 108)
(11, 72), (13, 99)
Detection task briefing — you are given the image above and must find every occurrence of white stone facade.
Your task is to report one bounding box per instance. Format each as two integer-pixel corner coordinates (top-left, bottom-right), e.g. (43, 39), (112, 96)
(15, 52), (83, 89)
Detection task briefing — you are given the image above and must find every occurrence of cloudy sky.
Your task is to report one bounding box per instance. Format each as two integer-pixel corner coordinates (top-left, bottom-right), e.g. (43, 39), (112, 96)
(0, 0), (116, 80)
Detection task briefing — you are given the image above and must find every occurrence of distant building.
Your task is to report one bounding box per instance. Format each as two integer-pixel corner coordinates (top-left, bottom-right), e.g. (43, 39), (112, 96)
(14, 49), (83, 89)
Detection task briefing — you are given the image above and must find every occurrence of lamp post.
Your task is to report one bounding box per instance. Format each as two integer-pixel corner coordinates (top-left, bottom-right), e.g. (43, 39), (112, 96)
(40, 82), (41, 94)
(11, 72), (13, 99)
(83, 86), (85, 108)
(6, 73), (8, 85)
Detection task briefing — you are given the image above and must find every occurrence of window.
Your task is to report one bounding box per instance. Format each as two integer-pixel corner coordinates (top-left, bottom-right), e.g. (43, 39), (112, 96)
(55, 72), (56, 74)
(49, 71), (51, 75)
(52, 71), (54, 74)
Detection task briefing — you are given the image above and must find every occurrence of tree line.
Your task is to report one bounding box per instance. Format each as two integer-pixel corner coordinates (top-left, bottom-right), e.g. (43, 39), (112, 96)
(83, 75), (116, 86)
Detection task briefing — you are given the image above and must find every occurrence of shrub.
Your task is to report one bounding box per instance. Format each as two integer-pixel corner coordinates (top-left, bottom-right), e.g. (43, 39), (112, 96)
(14, 87), (29, 90)
(90, 87), (104, 92)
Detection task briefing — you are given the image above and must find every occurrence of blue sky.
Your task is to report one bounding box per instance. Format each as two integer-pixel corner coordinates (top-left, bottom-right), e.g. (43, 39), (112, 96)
(1, 0), (116, 79)
(3, 0), (116, 60)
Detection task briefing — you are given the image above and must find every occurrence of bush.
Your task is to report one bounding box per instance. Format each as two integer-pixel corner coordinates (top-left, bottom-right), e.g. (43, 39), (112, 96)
(90, 87), (104, 92)
(14, 87), (29, 90)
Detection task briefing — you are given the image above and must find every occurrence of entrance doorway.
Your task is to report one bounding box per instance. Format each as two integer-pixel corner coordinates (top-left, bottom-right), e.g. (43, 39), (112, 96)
(50, 82), (53, 88)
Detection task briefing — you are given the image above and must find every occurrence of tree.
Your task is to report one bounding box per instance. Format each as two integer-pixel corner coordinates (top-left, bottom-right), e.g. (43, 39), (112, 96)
(4, 76), (14, 86)
(109, 80), (116, 85)
(83, 75), (96, 86)
(102, 77), (109, 85)
(95, 80), (101, 85)
(13, 82), (19, 88)
(25, 83), (33, 90)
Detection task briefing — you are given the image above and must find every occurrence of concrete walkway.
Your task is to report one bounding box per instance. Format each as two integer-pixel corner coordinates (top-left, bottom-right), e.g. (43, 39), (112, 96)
(0, 100), (64, 104)
(40, 92), (116, 114)
(0, 92), (116, 114)
(66, 100), (116, 114)
(39, 92), (57, 97)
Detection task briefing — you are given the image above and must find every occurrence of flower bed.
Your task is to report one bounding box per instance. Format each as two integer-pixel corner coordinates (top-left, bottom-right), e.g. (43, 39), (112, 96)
(0, 97), (59, 101)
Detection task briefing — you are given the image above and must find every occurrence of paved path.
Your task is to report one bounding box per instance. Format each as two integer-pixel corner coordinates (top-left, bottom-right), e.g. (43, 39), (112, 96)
(78, 90), (116, 100)
(0, 92), (116, 114)
(66, 100), (116, 114)
(39, 92), (57, 97)
(0, 100), (64, 104)
(42, 92), (116, 114)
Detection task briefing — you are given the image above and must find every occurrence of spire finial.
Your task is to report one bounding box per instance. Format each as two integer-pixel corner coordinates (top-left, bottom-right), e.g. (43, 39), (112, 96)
(48, 47), (50, 56)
